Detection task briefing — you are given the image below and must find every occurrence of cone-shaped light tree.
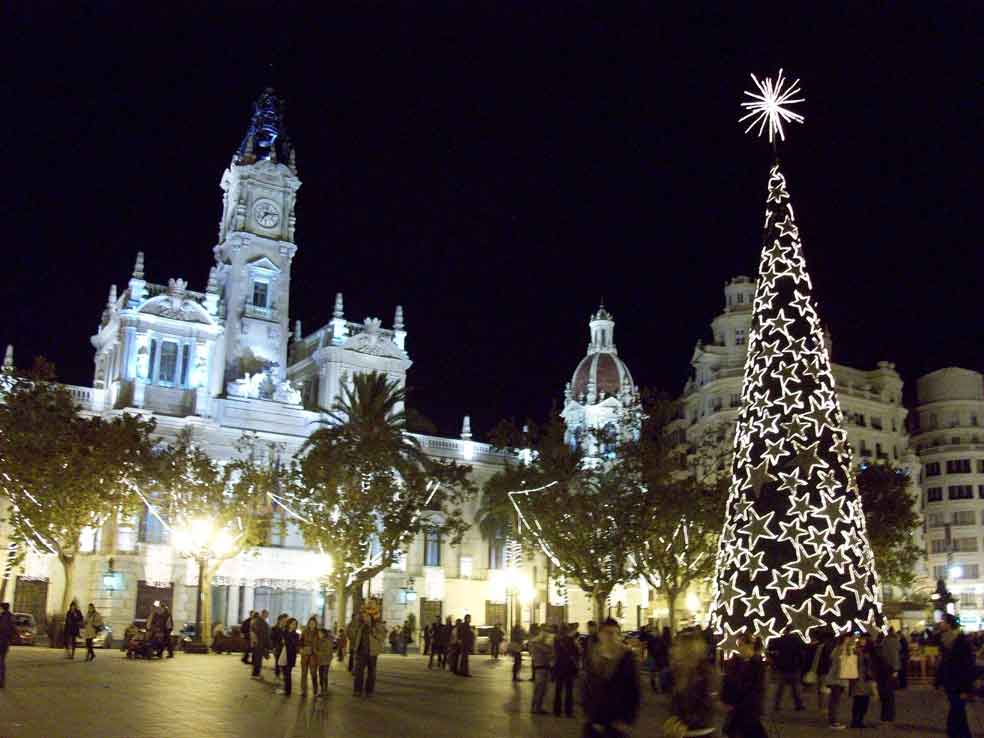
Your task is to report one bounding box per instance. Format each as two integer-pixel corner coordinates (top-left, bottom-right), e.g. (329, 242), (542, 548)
(710, 71), (883, 657)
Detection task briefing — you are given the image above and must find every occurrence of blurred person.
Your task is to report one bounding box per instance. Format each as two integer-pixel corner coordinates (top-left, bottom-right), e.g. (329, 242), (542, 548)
(936, 614), (975, 738)
(580, 618), (640, 738)
(665, 631), (715, 737)
(721, 634), (766, 738)
(553, 624), (580, 717)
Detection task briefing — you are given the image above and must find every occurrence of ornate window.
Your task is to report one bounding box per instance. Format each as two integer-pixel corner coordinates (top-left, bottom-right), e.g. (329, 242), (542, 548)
(424, 529), (441, 567)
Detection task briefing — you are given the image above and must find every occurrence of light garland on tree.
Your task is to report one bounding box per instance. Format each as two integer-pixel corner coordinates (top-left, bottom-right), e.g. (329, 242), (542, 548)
(709, 72), (884, 656)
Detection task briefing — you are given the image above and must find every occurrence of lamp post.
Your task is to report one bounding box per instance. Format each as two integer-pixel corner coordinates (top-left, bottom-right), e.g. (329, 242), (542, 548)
(172, 517), (236, 649)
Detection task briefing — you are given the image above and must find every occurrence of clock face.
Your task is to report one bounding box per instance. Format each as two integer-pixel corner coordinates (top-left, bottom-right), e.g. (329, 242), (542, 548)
(253, 199), (280, 229)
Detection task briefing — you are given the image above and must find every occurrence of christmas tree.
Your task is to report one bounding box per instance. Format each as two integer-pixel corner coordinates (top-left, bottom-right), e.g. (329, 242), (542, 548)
(710, 72), (883, 656)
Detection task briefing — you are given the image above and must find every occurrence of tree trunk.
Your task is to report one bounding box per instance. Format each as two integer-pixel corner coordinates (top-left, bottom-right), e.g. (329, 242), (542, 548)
(593, 589), (608, 623)
(201, 563), (221, 647)
(59, 552), (77, 614)
(350, 580), (365, 615)
(665, 588), (678, 635)
(335, 580), (349, 628)
(0, 542), (16, 602)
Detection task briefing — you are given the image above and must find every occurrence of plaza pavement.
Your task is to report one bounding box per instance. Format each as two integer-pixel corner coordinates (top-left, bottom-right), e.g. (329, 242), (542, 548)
(0, 646), (964, 738)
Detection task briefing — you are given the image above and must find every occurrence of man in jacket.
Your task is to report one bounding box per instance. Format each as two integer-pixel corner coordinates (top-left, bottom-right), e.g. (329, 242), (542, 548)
(457, 614), (475, 676)
(351, 611), (387, 696)
(241, 611), (253, 664)
(936, 614), (975, 738)
(769, 629), (805, 711)
(489, 623), (504, 660)
(160, 604), (174, 658)
(427, 616), (444, 669)
(529, 626), (554, 714)
(876, 628), (901, 723)
(553, 624), (579, 717)
(250, 610), (270, 678)
(0, 603), (13, 689)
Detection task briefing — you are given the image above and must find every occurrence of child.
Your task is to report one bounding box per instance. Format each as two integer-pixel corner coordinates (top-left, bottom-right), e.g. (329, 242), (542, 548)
(276, 618), (299, 696)
(317, 627), (335, 696)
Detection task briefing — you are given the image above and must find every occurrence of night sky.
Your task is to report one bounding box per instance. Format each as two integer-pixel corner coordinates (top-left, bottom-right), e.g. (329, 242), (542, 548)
(4, 3), (978, 438)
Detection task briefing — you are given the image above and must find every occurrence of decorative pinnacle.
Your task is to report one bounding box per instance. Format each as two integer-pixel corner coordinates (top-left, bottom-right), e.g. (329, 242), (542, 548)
(107, 284), (117, 307)
(333, 292), (344, 319)
(288, 146), (297, 174)
(460, 415), (472, 440)
(739, 68), (805, 144)
(294, 320), (303, 342)
(2, 345), (13, 373)
(206, 266), (220, 294)
(132, 251), (145, 280)
(394, 305), (405, 331)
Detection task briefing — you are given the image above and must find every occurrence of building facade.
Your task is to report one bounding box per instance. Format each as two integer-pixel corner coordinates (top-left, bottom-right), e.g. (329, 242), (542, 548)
(912, 367), (984, 629)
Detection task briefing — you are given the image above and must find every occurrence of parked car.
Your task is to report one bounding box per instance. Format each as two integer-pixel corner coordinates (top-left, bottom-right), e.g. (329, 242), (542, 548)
(211, 625), (249, 654)
(12, 613), (37, 645)
(76, 622), (114, 649)
(475, 626), (495, 655)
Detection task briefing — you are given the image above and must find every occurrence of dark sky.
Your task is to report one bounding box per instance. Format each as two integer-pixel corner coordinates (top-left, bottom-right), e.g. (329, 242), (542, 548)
(3, 3), (979, 437)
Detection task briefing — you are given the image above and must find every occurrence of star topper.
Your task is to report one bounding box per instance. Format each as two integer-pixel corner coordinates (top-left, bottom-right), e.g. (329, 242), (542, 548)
(739, 69), (805, 144)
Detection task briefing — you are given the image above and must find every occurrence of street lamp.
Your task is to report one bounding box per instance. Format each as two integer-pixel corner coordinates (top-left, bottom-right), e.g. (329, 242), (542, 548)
(172, 517), (236, 649)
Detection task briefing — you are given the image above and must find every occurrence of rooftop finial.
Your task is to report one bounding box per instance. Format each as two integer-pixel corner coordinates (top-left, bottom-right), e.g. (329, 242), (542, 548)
(294, 320), (303, 342)
(206, 266), (220, 294)
(460, 415), (472, 440)
(2, 345), (13, 374)
(107, 284), (117, 306)
(333, 292), (344, 319)
(288, 145), (297, 175)
(394, 305), (405, 331)
(132, 251), (144, 280)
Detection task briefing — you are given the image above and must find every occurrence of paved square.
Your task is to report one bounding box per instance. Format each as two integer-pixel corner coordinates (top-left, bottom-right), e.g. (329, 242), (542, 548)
(0, 647), (961, 737)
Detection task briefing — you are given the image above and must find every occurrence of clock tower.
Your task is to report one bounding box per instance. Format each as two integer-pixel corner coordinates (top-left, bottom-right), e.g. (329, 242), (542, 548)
(213, 88), (301, 394)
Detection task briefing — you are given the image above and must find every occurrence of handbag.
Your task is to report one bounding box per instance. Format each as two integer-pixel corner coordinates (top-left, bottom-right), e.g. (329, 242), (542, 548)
(803, 670), (817, 685)
(837, 652), (859, 681)
(277, 648), (287, 667)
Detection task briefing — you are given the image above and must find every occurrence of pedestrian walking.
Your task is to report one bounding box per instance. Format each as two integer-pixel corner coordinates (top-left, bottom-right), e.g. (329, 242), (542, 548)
(447, 618), (462, 674)
(82, 603), (103, 662)
(721, 634), (767, 738)
(159, 603), (174, 658)
(898, 630), (910, 689)
(317, 627), (334, 695)
(241, 611), (254, 664)
(664, 632), (715, 737)
(509, 623), (525, 682)
(336, 625), (347, 664)
(64, 601), (83, 659)
(824, 633), (855, 730)
(271, 614), (287, 679)
(580, 620), (599, 670)
(401, 620), (412, 655)
(580, 618), (640, 738)
(769, 629), (805, 711)
(849, 634), (874, 729)
(642, 625), (669, 692)
(423, 622), (432, 656)
(457, 614), (475, 676)
(936, 614), (975, 738)
(489, 622), (504, 660)
(427, 615), (444, 669)
(300, 616), (321, 697)
(875, 627), (901, 723)
(276, 618), (299, 696)
(0, 602), (13, 689)
(552, 624), (579, 717)
(529, 627), (552, 714)
(351, 608), (387, 697)
(250, 610), (270, 678)
(346, 614), (359, 673)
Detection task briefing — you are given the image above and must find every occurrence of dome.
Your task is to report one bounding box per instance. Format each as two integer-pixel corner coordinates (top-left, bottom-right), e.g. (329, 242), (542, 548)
(571, 351), (634, 401)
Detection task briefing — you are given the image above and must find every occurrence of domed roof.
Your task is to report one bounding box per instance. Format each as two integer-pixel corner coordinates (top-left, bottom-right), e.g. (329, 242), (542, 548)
(571, 351), (634, 401)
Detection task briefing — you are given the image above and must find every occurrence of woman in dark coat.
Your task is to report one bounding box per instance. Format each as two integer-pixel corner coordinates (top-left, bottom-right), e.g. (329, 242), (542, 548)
(64, 601), (83, 659)
(277, 618), (299, 696)
(721, 634), (767, 738)
(581, 618), (640, 738)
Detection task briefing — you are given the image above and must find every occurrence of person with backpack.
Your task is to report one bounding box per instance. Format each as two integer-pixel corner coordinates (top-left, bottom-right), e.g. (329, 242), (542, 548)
(875, 628), (901, 723)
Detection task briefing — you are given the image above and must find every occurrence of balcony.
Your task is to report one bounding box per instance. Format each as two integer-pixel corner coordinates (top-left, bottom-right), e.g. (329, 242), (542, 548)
(244, 302), (275, 320)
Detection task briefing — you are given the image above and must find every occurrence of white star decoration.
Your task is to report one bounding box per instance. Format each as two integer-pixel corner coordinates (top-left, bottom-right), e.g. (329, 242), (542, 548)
(739, 69), (805, 143)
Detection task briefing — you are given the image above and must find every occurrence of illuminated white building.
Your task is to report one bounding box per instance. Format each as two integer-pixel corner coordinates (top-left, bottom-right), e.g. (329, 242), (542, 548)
(0, 90), (538, 639)
(912, 367), (984, 629)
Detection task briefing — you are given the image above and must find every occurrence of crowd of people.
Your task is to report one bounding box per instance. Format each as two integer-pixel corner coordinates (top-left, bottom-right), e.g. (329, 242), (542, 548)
(3, 594), (979, 737)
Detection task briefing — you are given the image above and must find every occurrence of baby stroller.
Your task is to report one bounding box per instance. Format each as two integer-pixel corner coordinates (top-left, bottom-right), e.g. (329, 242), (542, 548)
(125, 628), (157, 659)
